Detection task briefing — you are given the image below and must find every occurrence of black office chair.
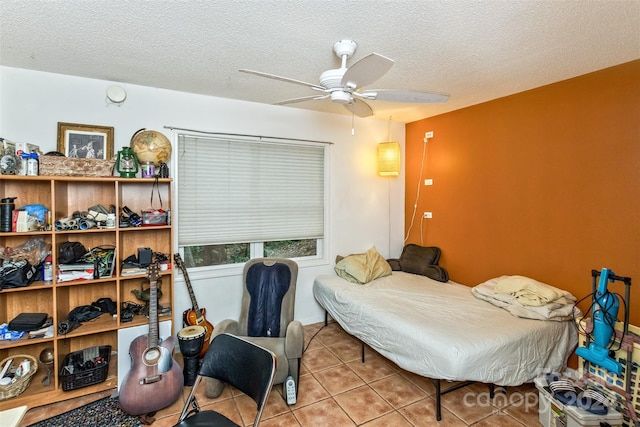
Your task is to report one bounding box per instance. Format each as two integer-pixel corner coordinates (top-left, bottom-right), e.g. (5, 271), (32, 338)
(174, 333), (277, 427)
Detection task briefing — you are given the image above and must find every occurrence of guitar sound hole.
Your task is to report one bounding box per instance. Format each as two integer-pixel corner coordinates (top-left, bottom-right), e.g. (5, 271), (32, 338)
(144, 348), (161, 365)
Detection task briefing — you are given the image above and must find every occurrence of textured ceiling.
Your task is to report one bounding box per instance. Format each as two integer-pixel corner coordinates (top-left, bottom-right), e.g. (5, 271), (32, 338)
(1, 0), (639, 123)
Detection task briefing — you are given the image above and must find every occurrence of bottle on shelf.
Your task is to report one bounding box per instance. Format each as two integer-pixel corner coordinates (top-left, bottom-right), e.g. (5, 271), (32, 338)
(43, 255), (53, 283)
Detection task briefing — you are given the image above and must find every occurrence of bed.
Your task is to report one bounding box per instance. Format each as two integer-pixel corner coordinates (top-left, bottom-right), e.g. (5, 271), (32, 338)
(313, 270), (578, 420)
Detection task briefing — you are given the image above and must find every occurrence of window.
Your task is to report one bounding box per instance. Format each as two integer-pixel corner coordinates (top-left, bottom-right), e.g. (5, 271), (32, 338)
(176, 133), (327, 269)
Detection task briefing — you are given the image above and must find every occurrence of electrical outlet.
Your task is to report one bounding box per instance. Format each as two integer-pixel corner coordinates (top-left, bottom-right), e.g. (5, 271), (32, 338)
(424, 179), (433, 186)
(423, 212), (432, 219)
(425, 131), (434, 139)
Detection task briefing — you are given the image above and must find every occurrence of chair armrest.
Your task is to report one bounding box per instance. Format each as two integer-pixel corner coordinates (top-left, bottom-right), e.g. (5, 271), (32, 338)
(284, 320), (304, 359)
(213, 319), (239, 337)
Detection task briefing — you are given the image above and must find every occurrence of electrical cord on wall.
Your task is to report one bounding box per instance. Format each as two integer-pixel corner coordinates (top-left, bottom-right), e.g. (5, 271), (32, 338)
(404, 136), (429, 244)
(419, 211), (428, 246)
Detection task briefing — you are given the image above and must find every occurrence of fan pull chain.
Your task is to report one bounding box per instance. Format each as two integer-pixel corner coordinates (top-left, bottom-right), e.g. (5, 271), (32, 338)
(352, 110), (355, 135)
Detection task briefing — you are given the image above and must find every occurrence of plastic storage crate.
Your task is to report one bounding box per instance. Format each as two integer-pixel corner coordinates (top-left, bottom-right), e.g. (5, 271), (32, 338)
(577, 320), (640, 427)
(59, 345), (111, 391)
(535, 377), (623, 427)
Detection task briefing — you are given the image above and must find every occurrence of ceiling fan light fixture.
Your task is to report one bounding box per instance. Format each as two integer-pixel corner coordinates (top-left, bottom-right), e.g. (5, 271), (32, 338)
(331, 90), (351, 104)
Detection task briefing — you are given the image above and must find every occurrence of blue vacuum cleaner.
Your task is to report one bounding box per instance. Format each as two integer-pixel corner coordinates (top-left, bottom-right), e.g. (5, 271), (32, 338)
(575, 268), (629, 375)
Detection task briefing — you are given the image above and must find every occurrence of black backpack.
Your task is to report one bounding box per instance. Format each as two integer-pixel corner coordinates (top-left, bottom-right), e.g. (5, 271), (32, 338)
(58, 242), (88, 264)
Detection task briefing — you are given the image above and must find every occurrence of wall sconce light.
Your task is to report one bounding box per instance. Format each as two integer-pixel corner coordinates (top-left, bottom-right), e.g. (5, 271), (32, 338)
(377, 141), (400, 177)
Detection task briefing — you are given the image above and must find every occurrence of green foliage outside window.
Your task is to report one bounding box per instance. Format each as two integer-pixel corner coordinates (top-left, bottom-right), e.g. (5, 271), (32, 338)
(183, 243), (249, 268)
(182, 239), (316, 268)
(264, 239), (317, 258)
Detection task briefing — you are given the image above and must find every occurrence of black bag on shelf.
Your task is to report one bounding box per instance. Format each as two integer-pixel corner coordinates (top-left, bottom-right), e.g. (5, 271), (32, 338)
(8, 312), (48, 331)
(58, 242), (88, 264)
(0, 259), (38, 290)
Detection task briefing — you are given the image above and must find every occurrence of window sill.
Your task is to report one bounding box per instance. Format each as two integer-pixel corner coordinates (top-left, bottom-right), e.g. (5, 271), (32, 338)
(174, 256), (330, 281)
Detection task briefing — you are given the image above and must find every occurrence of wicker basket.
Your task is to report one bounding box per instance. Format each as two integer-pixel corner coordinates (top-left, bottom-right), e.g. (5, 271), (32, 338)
(39, 156), (116, 177)
(0, 354), (38, 401)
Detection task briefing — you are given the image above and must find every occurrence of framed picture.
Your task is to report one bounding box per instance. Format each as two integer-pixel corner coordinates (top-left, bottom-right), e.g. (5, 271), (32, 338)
(57, 122), (114, 160)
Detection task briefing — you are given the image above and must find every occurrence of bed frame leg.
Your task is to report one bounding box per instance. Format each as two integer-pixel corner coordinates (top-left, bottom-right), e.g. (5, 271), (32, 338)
(324, 310), (328, 326)
(434, 379), (442, 421)
(489, 383), (495, 398)
(431, 379), (474, 422)
(361, 342), (365, 363)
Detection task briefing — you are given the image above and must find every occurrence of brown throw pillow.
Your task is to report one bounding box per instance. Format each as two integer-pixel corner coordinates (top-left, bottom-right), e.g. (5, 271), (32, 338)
(398, 244), (449, 282)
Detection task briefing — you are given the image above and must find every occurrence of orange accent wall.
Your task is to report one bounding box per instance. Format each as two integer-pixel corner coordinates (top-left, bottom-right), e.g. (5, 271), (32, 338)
(405, 60), (640, 326)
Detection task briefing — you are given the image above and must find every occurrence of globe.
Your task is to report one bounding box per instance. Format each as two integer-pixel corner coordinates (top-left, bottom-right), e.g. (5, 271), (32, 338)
(130, 129), (172, 165)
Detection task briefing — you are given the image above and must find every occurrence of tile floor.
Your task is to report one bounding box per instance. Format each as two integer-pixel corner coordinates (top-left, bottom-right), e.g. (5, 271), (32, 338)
(21, 321), (542, 426)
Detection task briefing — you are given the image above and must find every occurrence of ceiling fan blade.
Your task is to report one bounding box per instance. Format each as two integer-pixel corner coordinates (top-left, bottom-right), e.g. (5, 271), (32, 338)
(361, 89), (449, 104)
(239, 69), (326, 91)
(274, 94), (330, 105)
(341, 53), (394, 89)
(343, 98), (373, 118)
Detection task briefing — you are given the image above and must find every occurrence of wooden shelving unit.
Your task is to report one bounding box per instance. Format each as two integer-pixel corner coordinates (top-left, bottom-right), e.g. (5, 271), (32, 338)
(0, 175), (173, 410)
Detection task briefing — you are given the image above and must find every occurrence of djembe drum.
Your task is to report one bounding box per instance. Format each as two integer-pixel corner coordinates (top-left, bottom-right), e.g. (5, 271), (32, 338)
(177, 325), (206, 386)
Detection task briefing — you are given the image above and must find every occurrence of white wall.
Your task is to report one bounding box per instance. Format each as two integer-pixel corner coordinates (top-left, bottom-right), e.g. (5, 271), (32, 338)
(0, 66), (405, 327)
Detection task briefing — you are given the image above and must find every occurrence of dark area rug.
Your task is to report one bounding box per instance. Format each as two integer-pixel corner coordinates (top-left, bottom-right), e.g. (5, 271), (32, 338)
(28, 397), (142, 427)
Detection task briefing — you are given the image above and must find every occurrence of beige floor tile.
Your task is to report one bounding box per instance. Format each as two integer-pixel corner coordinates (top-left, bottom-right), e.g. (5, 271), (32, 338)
(399, 370), (438, 395)
(301, 347), (343, 373)
(316, 323), (356, 347)
(293, 397), (356, 427)
(259, 387), (294, 419)
(370, 373), (428, 409)
(292, 371), (331, 408)
(399, 397), (467, 426)
(260, 411), (302, 427)
(233, 393), (259, 426)
(440, 385), (500, 425)
(312, 363), (365, 395)
(325, 337), (364, 363)
(347, 354), (397, 383)
(501, 391), (541, 427)
(360, 411), (415, 426)
(333, 385), (394, 425)
(470, 412), (527, 426)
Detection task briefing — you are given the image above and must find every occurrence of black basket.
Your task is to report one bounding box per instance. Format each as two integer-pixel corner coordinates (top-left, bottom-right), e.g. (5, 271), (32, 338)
(59, 345), (111, 391)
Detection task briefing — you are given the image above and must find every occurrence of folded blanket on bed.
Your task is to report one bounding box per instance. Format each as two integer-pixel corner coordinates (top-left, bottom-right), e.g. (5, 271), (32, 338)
(494, 275), (569, 307)
(472, 276), (580, 321)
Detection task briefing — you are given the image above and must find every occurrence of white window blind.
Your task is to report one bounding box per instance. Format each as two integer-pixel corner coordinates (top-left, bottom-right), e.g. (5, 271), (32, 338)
(177, 134), (325, 247)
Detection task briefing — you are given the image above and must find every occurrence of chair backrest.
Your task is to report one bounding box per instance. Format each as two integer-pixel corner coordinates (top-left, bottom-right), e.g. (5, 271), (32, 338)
(238, 258), (298, 338)
(200, 334), (276, 421)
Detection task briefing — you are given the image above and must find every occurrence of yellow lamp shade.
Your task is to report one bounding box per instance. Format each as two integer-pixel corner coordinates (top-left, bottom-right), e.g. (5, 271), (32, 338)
(377, 142), (400, 177)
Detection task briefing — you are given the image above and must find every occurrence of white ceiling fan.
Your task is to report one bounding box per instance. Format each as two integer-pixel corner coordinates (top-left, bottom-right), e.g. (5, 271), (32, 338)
(239, 40), (449, 117)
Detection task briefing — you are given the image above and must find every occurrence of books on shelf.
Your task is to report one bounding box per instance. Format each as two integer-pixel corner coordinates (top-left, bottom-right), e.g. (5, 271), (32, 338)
(121, 267), (148, 276)
(58, 263), (94, 271)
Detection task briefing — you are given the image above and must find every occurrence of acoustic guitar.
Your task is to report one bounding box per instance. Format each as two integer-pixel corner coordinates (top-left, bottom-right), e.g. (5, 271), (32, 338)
(119, 263), (184, 416)
(174, 253), (214, 358)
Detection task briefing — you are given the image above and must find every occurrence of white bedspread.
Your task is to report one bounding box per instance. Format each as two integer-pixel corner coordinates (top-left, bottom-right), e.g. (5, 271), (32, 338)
(313, 272), (578, 386)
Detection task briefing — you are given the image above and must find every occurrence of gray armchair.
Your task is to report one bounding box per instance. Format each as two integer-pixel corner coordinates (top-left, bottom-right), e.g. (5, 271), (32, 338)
(205, 258), (304, 403)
